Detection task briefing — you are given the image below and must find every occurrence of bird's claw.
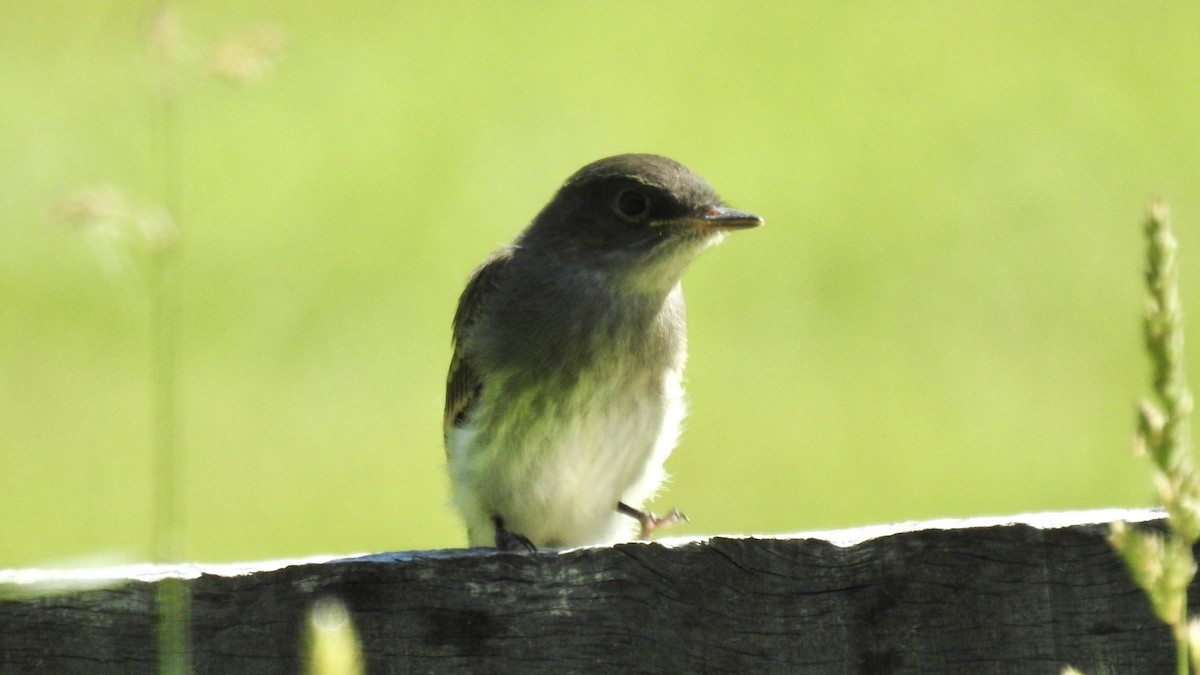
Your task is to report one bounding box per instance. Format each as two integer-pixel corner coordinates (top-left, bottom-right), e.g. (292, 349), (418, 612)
(618, 502), (689, 539)
(493, 516), (537, 552)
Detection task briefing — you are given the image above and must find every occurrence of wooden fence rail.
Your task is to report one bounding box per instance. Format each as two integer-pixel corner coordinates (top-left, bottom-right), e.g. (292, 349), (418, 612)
(0, 509), (1184, 673)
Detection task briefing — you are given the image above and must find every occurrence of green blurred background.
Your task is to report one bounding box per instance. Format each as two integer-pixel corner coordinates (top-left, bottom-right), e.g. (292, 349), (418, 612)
(3, 2), (1198, 568)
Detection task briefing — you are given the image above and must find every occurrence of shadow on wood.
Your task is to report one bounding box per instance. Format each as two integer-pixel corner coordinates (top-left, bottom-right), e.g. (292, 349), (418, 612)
(0, 509), (1185, 673)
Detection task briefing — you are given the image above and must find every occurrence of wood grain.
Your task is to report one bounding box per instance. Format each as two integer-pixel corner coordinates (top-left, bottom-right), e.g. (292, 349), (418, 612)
(0, 510), (1183, 673)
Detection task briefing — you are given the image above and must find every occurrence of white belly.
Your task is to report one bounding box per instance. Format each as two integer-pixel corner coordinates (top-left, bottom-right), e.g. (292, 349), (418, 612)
(446, 364), (685, 547)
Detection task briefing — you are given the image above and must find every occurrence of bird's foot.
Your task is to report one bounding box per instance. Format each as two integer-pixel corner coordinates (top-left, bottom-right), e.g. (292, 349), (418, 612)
(492, 515), (537, 552)
(617, 502), (689, 540)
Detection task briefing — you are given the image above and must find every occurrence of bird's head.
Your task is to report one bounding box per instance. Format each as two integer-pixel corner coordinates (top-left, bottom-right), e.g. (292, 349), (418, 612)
(520, 154), (762, 292)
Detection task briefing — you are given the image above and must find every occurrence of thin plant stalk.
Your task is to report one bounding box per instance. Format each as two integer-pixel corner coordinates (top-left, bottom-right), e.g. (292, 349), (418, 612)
(1109, 199), (1199, 675)
(151, 241), (188, 675)
(149, 4), (189, 673)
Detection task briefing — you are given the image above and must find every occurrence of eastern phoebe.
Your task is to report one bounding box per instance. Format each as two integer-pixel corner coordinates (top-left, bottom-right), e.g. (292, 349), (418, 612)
(444, 154), (761, 550)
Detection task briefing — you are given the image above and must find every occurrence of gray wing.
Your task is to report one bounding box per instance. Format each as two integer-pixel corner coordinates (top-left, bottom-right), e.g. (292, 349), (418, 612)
(444, 248), (513, 443)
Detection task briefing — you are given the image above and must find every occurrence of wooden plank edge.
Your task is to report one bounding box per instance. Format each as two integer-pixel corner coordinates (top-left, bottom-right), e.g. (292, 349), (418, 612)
(0, 507), (1164, 588)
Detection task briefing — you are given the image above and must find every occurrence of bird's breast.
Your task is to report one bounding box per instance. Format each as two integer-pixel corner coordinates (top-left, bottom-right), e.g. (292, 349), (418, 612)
(517, 359), (686, 545)
(451, 352), (686, 547)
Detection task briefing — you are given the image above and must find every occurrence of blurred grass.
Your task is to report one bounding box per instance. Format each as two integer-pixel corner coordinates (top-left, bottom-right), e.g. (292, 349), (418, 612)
(2, 1), (1199, 567)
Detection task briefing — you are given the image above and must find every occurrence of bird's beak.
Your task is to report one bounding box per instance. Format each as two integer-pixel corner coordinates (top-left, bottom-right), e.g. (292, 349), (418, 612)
(696, 205), (763, 231)
(651, 205), (763, 234)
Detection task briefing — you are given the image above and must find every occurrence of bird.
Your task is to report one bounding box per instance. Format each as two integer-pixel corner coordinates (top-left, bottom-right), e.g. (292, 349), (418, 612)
(443, 153), (761, 550)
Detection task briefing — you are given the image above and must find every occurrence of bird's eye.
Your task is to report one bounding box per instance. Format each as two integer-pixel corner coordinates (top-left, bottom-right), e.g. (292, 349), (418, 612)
(614, 189), (651, 222)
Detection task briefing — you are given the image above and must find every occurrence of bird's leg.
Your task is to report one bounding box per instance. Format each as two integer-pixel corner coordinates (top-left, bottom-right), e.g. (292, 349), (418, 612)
(492, 515), (536, 552)
(617, 501), (689, 540)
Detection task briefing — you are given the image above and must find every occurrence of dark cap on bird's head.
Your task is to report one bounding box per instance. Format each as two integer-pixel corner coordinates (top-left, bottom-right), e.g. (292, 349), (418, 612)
(518, 154), (761, 286)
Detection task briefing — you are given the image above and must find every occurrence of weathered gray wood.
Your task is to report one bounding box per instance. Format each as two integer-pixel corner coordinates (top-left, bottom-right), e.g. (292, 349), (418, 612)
(0, 510), (1185, 673)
